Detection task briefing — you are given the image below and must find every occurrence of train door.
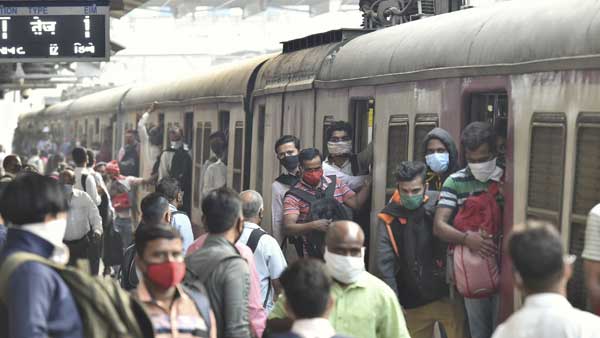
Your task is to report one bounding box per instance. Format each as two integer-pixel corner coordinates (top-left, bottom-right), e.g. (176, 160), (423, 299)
(184, 112), (194, 149)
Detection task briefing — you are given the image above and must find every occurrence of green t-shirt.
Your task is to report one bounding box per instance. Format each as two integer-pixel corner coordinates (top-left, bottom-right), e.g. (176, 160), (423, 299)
(269, 272), (411, 338)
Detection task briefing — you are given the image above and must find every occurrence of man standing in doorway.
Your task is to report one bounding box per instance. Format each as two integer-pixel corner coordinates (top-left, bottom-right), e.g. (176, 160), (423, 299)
(434, 121), (504, 338)
(159, 126), (193, 215)
(272, 135), (301, 246)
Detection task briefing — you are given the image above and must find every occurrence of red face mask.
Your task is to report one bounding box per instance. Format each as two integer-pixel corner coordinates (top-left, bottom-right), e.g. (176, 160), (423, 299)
(302, 169), (323, 186)
(146, 261), (186, 289)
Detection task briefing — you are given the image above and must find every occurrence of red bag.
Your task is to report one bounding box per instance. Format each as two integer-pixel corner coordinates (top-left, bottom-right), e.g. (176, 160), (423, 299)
(453, 182), (502, 298)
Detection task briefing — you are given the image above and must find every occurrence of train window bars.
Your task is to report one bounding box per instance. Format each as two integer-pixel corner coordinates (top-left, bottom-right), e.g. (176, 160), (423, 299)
(413, 114), (439, 161)
(193, 122), (203, 209)
(386, 115), (409, 203)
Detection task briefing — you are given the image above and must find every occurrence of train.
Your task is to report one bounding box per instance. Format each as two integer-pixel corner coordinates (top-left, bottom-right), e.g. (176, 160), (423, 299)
(15, 0), (600, 320)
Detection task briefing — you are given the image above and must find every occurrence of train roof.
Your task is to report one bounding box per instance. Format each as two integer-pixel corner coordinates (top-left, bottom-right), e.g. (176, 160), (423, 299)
(122, 55), (272, 110)
(45, 99), (75, 117)
(316, 0), (600, 88)
(69, 86), (131, 117)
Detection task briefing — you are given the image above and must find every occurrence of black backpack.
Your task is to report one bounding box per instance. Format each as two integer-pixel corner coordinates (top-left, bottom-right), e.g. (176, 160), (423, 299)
(285, 175), (350, 258)
(378, 192), (447, 308)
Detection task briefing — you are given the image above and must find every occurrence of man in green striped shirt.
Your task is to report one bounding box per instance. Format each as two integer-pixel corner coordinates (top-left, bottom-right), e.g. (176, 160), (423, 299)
(434, 122), (504, 338)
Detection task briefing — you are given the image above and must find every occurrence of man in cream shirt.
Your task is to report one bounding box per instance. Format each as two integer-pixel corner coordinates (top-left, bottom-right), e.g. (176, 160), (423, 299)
(492, 221), (600, 338)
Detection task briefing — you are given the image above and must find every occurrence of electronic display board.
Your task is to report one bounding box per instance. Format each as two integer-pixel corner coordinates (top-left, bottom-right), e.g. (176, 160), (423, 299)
(0, 1), (109, 62)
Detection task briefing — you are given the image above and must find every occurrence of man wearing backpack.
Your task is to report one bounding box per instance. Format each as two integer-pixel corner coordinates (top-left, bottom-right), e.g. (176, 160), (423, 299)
(132, 224), (217, 338)
(272, 135), (301, 246)
(72, 147), (101, 206)
(283, 148), (370, 258)
(434, 122), (504, 338)
(158, 126), (193, 215)
(0, 174), (83, 338)
(156, 177), (195, 253)
(185, 187), (253, 338)
(377, 161), (464, 338)
(239, 190), (287, 314)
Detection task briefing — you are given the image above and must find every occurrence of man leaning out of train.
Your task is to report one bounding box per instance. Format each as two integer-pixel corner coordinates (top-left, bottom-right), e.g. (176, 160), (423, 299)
(322, 121), (371, 192)
(493, 221), (600, 338)
(268, 221), (411, 338)
(421, 127), (460, 192)
(434, 121), (504, 338)
(377, 161), (465, 338)
(132, 224), (217, 338)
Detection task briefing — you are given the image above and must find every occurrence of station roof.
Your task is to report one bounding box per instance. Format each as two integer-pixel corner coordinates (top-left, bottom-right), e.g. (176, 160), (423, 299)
(315, 0), (600, 88)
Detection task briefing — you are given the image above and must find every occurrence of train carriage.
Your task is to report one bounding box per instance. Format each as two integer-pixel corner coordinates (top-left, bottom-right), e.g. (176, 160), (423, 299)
(15, 0), (600, 318)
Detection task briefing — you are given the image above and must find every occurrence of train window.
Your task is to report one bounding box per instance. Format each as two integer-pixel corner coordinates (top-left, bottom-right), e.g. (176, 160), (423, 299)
(413, 114), (439, 160)
(351, 98), (375, 154)
(386, 115), (409, 202)
(233, 121), (244, 192)
(193, 122), (203, 209)
(322, 115), (335, 158)
(468, 93), (508, 125)
(255, 106), (266, 195)
(526, 113), (566, 226)
(95, 118), (100, 135)
(219, 111), (230, 132)
(202, 123), (212, 164)
(184, 112), (194, 148)
(568, 113), (600, 310)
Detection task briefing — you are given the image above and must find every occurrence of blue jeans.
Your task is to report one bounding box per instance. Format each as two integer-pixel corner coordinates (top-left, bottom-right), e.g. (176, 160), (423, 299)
(464, 293), (499, 338)
(114, 216), (132, 251)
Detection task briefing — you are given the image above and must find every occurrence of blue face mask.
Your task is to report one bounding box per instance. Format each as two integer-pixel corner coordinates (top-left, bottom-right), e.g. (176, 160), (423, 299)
(425, 152), (449, 174)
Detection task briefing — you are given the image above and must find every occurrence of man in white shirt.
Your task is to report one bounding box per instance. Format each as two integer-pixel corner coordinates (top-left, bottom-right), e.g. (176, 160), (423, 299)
(239, 190), (287, 313)
(71, 147), (101, 206)
(271, 135), (301, 246)
(59, 169), (103, 274)
(201, 131), (228, 196)
(492, 220), (600, 338)
(584, 203), (600, 315)
(158, 126), (193, 215)
(137, 103), (163, 181)
(156, 177), (195, 254)
(26, 147), (45, 175)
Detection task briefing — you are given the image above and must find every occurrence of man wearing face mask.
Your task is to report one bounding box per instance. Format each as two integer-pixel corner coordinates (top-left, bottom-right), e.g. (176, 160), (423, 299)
(159, 126), (193, 215)
(268, 221), (411, 338)
(0, 174), (84, 338)
(434, 121), (504, 338)
(185, 187), (253, 338)
(377, 161), (464, 338)
(201, 131), (228, 198)
(283, 148), (370, 258)
(422, 128), (460, 192)
(132, 224), (217, 338)
(322, 121), (371, 192)
(59, 169), (103, 274)
(118, 129), (140, 177)
(272, 135), (301, 246)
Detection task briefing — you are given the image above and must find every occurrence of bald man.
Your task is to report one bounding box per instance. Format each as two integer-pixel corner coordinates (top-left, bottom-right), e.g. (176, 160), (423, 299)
(238, 190), (287, 313)
(268, 221), (411, 338)
(60, 169), (103, 274)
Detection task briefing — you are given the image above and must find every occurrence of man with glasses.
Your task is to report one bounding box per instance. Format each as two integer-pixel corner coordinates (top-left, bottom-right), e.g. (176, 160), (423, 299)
(282, 148), (370, 258)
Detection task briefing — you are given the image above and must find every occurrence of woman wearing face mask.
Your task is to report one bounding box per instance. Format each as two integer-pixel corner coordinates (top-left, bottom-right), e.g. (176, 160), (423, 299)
(422, 128), (460, 192)
(0, 174), (84, 338)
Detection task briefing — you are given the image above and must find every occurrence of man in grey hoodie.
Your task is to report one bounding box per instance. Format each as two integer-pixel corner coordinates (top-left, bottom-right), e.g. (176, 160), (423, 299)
(184, 187), (252, 338)
(421, 128), (460, 192)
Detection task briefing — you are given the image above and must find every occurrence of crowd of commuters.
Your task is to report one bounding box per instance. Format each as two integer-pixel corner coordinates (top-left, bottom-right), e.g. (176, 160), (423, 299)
(0, 113), (599, 338)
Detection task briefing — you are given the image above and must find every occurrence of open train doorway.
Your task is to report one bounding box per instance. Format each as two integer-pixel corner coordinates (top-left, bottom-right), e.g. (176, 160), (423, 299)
(467, 92), (508, 170)
(350, 97), (375, 267)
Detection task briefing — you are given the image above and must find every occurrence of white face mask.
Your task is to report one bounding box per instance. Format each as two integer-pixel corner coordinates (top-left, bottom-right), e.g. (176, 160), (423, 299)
(170, 141), (183, 149)
(327, 141), (353, 156)
(468, 158), (497, 182)
(20, 218), (70, 264)
(324, 247), (365, 284)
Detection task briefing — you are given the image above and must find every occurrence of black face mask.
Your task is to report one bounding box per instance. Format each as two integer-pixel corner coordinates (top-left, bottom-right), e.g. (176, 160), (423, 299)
(280, 155), (299, 172)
